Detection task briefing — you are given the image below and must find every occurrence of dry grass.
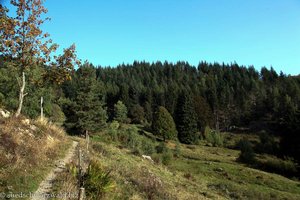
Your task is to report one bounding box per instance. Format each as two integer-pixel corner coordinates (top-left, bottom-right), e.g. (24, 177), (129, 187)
(0, 116), (71, 194)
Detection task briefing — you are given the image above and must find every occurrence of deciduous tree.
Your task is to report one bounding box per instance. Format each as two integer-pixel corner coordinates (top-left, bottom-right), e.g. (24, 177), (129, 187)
(0, 0), (79, 117)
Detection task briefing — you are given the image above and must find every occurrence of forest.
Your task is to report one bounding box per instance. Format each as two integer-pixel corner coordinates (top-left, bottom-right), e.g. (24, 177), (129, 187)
(1, 58), (300, 163)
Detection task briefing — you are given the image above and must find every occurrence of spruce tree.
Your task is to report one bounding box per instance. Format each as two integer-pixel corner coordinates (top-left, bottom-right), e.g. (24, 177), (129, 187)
(152, 106), (177, 141)
(176, 92), (198, 144)
(74, 64), (107, 134)
(114, 100), (128, 123)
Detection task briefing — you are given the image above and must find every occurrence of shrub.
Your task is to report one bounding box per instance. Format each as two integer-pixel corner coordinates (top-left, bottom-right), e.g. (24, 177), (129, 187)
(151, 153), (162, 164)
(174, 142), (181, 158)
(205, 128), (224, 147)
(113, 101), (128, 123)
(162, 148), (173, 165)
(203, 126), (211, 139)
(127, 130), (141, 150)
(256, 131), (279, 155)
(237, 139), (255, 164)
(107, 121), (119, 141)
(258, 157), (298, 177)
(141, 139), (155, 155)
(84, 160), (115, 199)
(156, 142), (167, 154)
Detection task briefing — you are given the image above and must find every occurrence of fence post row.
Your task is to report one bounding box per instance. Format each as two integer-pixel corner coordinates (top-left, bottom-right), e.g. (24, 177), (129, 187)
(77, 132), (90, 200)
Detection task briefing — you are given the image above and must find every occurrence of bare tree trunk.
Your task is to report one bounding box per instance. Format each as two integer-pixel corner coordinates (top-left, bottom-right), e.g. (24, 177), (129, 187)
(15, 72), (27, 117)
(40, 96), (44, 119)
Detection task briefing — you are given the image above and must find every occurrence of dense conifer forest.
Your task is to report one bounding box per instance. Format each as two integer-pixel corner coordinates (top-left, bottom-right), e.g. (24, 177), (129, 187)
(1, 59), (299, 163)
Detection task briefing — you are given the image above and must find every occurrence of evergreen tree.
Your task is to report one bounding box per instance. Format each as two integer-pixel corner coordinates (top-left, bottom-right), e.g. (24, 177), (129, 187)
(129, 104), (145, 124)
(113, 100), (128, 123)
(176, 92), (199, 144)
(74, 64), (107, 134)
(152, 106), (177, 141)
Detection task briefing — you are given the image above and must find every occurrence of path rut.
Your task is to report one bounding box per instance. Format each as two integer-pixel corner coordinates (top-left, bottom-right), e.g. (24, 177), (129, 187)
(31, 140), (78, 200)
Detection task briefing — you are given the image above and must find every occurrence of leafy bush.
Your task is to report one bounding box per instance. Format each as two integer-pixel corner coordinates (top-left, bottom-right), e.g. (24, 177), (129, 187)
(257, 157), (298, 177)
(156, 142), (167, 154)
(107, 121), (119, 141)
(127, 130), (141, 150)
(205, 127), (224, 147)
(151, 153), (162, 164)
(237, 139), (255, 164)
(255, 131), (279, 155)
(141, 139), (155, 155)
(162, 149), (173, 165)
(84, 160), (115, 199)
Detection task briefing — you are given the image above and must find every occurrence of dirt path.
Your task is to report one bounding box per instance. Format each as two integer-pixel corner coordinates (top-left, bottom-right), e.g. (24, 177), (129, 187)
(31, 140), (78, 200)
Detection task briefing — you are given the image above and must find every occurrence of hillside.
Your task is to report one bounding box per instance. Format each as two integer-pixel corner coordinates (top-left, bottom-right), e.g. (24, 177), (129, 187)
(50, 124), (300, 200)
(1, 0), (300, 199)
(0, 111), (72, 198)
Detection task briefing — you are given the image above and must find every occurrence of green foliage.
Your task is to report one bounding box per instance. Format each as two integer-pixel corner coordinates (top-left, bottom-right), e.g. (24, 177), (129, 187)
(162, 148), (173, 165)
(113, 100), (128, 123)
(280, 109), (300, 163)
(205, 128), (224, 147)
(107, 121), (120, 141)
(129, 104), (145, 124)
(193, 96), (214, 130)
(141, 139), (155, 155)
(49, 104), (66, 125)
(64, 63), (107, 134)
(237, 139), (255, 164)
(174, 142), (181, 158)
(256, 131), (279, 155)
(84, 160), (115, 199)
(66, 162), (78, 178)
(127, 127), (141, 151)
(156, 142), (167, 154)
(152, 106), (177, 141)
(257, 157), (298, 177)
(176, 92), (199, 144)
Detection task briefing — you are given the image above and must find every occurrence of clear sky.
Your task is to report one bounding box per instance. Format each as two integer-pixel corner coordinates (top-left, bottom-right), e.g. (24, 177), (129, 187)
(3, 0), (300, 75)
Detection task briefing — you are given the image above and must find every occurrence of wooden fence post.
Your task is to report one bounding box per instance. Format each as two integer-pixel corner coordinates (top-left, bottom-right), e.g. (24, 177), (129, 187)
(78, 187), (85, 200)
(86, 131), (89, 153)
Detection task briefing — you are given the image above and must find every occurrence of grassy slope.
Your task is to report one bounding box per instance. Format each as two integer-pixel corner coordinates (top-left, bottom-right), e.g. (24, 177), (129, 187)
(88, 125), (300, 200)
(0, 117), (72, 198)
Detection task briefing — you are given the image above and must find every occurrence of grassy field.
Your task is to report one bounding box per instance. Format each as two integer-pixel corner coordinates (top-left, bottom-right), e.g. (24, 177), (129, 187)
(64, 124), (300, 200)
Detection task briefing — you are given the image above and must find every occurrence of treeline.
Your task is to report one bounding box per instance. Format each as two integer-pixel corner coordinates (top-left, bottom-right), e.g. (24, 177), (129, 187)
(95, 61), (299, 132)
(0, 59), (299, 161)
(62, 61), (300, 161)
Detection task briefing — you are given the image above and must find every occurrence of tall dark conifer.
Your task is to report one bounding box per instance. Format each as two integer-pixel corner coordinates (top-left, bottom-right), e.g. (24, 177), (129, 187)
(176, 92), (198, 144)
(74, 63), (107, 134)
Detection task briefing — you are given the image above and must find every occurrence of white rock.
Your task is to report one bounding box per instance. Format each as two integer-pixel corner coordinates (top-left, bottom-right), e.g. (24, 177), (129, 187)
(142, 155), (154, 162)
(0, 109), (10, 118)
(21, 119), (30, 125)
(30, 125), (37, 131)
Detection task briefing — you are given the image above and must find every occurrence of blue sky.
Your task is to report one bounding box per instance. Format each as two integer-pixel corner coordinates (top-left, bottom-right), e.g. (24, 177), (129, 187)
(3, 0), (300, 75)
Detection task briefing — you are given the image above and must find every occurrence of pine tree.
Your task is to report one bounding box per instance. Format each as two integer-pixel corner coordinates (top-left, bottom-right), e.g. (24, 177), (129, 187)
(114, 100), (128, 123)
(74, 64), (107, 134)
(152, 106), (177, 141)
(176, 92), (198, 144)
